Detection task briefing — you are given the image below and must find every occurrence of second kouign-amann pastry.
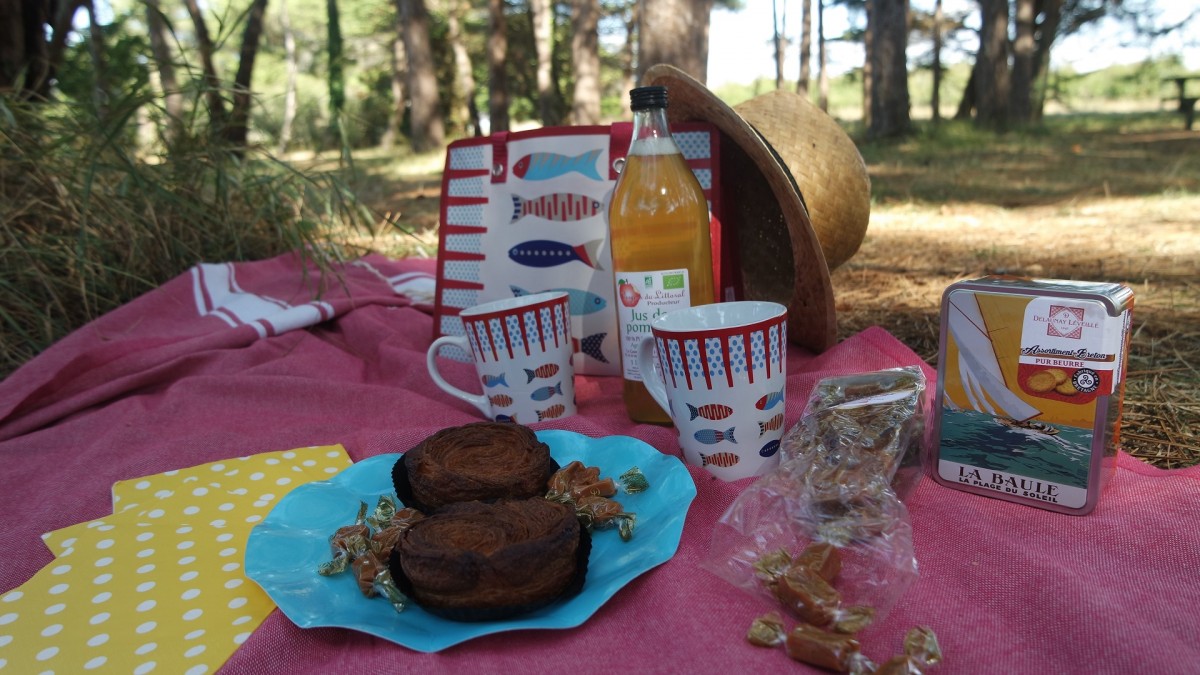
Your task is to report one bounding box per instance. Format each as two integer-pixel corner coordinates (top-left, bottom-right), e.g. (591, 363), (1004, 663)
(393, 422), (558, 511)
(390, 498), (589, 621)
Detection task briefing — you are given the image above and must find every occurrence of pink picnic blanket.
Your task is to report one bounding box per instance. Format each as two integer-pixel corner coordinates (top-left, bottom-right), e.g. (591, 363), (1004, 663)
(1, 252), (1197, 674)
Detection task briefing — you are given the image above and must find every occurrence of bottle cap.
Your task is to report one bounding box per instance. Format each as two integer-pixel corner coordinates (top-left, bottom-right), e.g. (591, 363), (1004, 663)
(629, 86), (668, 111)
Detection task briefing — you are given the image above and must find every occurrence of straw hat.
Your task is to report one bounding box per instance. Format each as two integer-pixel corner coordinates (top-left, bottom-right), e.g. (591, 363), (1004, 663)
(642, 64), (871, 353)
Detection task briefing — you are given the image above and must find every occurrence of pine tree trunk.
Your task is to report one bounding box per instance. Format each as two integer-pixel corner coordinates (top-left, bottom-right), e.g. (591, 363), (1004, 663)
(637, 0), (714, 83)
(487, 0), (509, 133)
(327, 0), (345, 147)
(381, 31), (407, 148)
(931, 0), (942, 122)
(866, 0), (911, 139)
(182, 0), (228, 132)
(798, 0), (812, 95)
(224, 0), (269, 150)
(818, 0), (828, 111)
(41, 0), (83, 100)
(1030, 0), (1063, 120)
(570, 0), (601, 125)
(773, 0), (787, 90)
(0, 0), (29, 92)
(145, 0), (183, 140)
(83, 0), (110, 119)
(0, 0), (83, 101)
(448, 0), (480, 136)
(1010, 0), (1035, 124)
(529, 0), (558, 125)
(975, 0), (1010, 130)
(862, 0), (873, 127)
(954, 65), (975, 119)
(400, 0), (444, 152)
(278, 0), (298, 153)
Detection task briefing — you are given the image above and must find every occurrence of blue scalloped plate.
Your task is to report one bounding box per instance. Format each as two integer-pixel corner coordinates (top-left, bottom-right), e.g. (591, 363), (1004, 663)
(245, 430), (696, 652)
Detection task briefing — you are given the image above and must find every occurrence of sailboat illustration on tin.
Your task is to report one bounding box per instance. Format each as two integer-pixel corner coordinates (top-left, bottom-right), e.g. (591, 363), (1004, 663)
(946, 292), (1041, 423)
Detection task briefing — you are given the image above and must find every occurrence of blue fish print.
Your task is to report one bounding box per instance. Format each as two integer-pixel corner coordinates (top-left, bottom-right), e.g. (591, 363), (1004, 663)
(508, 239), (605, 270)
(759, 439), (781, 458)
(530, 381), (563, 402)
(694, 427), (737, 445)
(511, 285), (607, 316)
(512, 149), (604, 181)
(481, 373), (508, 388)
(578, 332), (608, 364)
(755, 389), (785, 411)
(494, 414), (518, 423)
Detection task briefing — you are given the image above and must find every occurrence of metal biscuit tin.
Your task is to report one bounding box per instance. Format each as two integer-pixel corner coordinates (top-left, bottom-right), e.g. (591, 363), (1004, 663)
(932, 277), (1134, 515)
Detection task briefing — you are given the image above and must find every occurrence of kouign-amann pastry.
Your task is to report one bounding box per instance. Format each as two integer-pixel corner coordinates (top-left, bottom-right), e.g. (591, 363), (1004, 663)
(394, 421), (557, 511)
(391, 498), (587, 621)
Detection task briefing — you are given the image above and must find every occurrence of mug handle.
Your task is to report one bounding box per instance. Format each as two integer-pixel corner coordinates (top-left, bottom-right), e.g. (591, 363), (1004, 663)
(636, 336), (671, 415)
(427, 335), (491, 418)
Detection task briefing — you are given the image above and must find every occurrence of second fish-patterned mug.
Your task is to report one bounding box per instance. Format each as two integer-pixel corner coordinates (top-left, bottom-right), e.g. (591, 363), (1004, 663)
(637, 301), (789, 481)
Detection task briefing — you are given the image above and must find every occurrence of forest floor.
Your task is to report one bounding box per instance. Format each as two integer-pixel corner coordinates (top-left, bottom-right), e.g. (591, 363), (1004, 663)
(347, 112), (1200, 470)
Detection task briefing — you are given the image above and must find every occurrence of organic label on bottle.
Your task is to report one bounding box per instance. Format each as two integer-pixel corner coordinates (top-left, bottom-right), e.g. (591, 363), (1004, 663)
(614, 268), (691, 381)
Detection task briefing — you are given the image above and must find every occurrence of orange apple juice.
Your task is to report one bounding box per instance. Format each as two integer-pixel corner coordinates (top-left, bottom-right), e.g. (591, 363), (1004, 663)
(609, 143), (715, 423)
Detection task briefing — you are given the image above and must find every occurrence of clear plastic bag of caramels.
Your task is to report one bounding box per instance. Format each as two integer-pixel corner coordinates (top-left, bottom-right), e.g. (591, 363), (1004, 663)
(702, 367), (929, 627)
(787, 366), (930, 503)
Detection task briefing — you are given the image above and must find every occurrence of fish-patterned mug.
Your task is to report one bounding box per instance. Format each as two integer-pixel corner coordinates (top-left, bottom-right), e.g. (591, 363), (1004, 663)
(637, 301), (788, 481)
(427, 292), (576, 423)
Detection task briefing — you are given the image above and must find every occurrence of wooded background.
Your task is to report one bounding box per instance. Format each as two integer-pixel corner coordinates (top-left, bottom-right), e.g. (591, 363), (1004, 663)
(2, 0), (1194, 152)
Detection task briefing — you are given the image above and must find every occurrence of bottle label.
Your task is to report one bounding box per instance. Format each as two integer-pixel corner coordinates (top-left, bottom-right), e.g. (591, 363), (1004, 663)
(614, 268), (691, 381)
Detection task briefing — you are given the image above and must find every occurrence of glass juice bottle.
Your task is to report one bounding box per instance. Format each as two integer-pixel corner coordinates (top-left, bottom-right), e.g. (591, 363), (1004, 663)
(608, 85), (715, 424)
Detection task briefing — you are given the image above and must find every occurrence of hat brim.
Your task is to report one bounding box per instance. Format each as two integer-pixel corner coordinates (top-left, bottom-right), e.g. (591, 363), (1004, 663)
(643, 64), (836, 353)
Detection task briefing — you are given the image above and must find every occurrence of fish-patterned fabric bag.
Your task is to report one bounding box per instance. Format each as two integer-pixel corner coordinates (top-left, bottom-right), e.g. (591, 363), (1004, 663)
(433, 122), (722, 376)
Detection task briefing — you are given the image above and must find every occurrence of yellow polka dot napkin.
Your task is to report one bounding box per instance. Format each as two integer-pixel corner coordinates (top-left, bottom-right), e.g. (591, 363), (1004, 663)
(0, 445), (351, 674)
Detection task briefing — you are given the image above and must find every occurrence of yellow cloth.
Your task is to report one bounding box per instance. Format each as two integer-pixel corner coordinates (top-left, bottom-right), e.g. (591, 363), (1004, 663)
(0, 445), (351, 674)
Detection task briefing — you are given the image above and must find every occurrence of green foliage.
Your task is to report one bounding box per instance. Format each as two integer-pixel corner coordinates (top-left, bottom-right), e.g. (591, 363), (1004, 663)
(56, 14), (152, 116)
(1049, 55), (1189, 106)
(0, 96), (382, 379)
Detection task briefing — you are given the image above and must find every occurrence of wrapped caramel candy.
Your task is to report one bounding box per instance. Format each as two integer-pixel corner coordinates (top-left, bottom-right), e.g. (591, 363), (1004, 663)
(546, 461), (636, 540)
(795, 541), (841, 583)
(316, 499), (413, 612)
(351, 550), (385, 597)
(746, 612), (788, 648)
(317, 502), (371, 576)
(389, 506), (427, 531)
(872, 626), (943, 674)
(785, 624), (873, 673)
(752, 548), (795, 586)
(371, 525), (405, 560)
(547, 461), (617, 501)
(774, 566), (841, 626)
(830, 605), (875, 634)
(619, 466), (649, 494)
(903, 626), (942, 668)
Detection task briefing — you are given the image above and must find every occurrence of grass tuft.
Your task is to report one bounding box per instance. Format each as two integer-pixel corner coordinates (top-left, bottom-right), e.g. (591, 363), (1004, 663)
(0, 97), (383, 378)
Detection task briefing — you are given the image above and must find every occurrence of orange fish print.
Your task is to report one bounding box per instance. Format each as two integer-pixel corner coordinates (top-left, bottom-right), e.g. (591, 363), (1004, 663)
(758, 413), (784, 435)
(536, 404), (566, 421)
(489, 394), (514, 407)
(524, 363), (560, 383)
(699, 452), (740, 468)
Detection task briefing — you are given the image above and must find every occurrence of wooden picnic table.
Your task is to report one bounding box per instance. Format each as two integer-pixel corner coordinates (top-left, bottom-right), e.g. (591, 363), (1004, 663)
(1163, 75), (1199, 130)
